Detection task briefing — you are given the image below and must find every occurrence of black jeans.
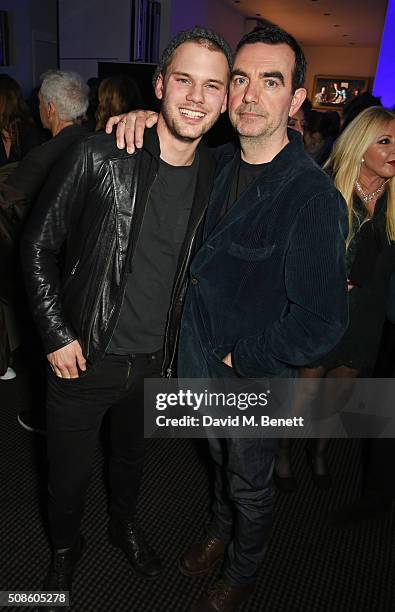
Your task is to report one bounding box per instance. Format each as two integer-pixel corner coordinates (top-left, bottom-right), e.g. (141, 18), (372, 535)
(46, 351), (162, 549)
(207, 437), (277, 586)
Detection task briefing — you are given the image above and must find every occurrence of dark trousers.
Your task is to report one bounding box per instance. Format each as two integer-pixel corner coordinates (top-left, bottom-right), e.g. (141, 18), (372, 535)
(207, 437), (277, 586)
(179, 300), (277, 584)
(46, 351), (162, 549)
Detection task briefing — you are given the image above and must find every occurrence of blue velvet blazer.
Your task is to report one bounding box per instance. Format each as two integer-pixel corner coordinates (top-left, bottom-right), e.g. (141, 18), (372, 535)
(178, 130), (349, 379)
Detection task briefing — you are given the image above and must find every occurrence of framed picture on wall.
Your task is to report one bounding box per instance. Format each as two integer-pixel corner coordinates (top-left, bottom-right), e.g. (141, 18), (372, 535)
(312, 75), (369, 110)
(0, 11), (10, 66)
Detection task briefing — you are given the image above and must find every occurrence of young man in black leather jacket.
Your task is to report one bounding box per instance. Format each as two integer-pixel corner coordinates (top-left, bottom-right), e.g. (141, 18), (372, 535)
(21, 27), (231, 608)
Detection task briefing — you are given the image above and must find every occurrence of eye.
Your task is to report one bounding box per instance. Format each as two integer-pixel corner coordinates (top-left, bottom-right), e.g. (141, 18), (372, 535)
(377, 137), (391, 145)
(177, 78), (190, 85)
(265, 79), (278, 89)
(233, 76), (247, 86)
(206, 83), (219, 90)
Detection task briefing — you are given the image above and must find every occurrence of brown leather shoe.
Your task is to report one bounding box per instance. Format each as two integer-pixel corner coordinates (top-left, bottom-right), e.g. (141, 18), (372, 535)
(179, 536), (226, 576)
(191, 580), (254, 612)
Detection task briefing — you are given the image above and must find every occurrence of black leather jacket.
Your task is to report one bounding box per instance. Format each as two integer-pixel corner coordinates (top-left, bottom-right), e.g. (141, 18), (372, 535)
(21, 127), (216, 376)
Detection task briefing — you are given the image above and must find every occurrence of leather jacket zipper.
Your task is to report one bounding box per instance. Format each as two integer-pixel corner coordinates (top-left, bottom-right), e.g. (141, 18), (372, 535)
(71, 259), (80, 275)
(62, 258), (80, 293)
(162, 207), (206, 378)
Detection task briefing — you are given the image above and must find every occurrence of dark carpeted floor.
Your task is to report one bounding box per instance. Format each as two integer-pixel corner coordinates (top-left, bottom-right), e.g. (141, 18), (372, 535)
(0, 357), (393, 612)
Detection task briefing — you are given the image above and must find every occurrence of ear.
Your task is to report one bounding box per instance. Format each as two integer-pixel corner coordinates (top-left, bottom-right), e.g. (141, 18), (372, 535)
(47, 100), (56, 118)
(154, 73), (164, 101)
(289, 87), (307, 117)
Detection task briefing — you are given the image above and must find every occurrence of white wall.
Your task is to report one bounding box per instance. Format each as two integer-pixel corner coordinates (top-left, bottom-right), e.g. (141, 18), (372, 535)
(303, 46), (380, 100)
(169, 0), (208, 38)
(162, 0), (243, 51)
(0, 0), (57, 94)
(206, 0), (244, 50)
(31, 0), (58, 85)
(31, 0), (57, 35)
(0, 0), (384, 99)
(58, 0), (132, 82)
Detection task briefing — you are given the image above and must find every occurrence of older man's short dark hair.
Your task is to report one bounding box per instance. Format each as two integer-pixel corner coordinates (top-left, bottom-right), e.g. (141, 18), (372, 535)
(153, 26), (233, 87)
(236, 25), (307, 91)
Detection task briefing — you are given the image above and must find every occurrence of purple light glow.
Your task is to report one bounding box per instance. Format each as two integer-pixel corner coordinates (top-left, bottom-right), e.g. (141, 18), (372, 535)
(373, 0), (395, 108)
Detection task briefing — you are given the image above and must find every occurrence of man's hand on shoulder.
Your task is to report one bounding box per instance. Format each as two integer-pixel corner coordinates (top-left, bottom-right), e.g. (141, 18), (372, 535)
(105, 110), (159, 154)
(47, 340), (86, 379)
(222, 353), (233, 368)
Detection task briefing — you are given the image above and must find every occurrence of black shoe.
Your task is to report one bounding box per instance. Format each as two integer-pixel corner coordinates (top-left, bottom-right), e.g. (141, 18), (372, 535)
(305, 444), (332, 490)
(108, 518), (162, 579)
(41, 536), (84, 611)
(330, 495), (393, 526)
(17, 409), (46, 436)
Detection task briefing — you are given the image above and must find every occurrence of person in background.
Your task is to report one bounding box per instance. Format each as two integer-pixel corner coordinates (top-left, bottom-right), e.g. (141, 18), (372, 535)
(275, 107), (395, 515)
(84, 76), (100, 131)
(314, 85), (327, 105)
(0, 75), (42, 167)
(95, 75), (144, 131)
(287, 98), (312, 136)
(304, 109), (340, 166)
(287, 107), (306, 135)
(6, 71), (90, 200)
(0, 71), (89, 400)
(341, 91), (382, 133)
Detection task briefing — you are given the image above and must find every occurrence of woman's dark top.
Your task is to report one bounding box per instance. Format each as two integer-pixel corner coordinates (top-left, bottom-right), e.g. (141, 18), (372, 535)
(318, 192), (395, 371)
(0, 120), (43, 166)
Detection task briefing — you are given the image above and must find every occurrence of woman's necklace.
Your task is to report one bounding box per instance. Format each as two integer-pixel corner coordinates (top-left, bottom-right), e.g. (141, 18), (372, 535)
(355, 178), (390, 204)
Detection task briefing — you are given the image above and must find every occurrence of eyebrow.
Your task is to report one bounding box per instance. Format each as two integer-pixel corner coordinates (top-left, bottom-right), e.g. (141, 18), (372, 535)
(171, 71), (226, 86)
(231, 69), (285, 85)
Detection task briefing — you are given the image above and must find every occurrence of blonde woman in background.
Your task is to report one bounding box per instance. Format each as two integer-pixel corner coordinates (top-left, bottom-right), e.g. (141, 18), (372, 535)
(275, 107), (395, 511)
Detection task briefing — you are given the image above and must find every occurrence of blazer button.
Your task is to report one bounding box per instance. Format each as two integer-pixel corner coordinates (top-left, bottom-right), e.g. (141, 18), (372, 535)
(191, 277), (199, 285)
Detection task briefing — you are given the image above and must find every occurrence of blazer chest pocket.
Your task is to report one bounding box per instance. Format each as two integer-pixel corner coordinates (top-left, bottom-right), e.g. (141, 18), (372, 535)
(227, 242), (276, 262)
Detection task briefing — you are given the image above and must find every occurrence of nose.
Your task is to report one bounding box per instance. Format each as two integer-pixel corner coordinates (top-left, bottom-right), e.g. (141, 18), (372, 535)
(243, 81), (259, 104)
(186, 84), (205, 104)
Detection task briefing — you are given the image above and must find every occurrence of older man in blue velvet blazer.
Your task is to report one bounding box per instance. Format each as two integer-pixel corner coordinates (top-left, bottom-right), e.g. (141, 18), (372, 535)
(177, 25), (348, 612)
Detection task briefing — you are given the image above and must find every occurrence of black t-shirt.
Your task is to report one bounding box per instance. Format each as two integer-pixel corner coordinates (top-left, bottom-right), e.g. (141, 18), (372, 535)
(220, 154), (267, 219)
(108, 154), (199, 354)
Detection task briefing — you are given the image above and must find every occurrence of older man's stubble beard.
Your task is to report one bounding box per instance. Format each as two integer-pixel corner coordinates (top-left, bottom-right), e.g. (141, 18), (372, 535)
(232, 105), (289, 145)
